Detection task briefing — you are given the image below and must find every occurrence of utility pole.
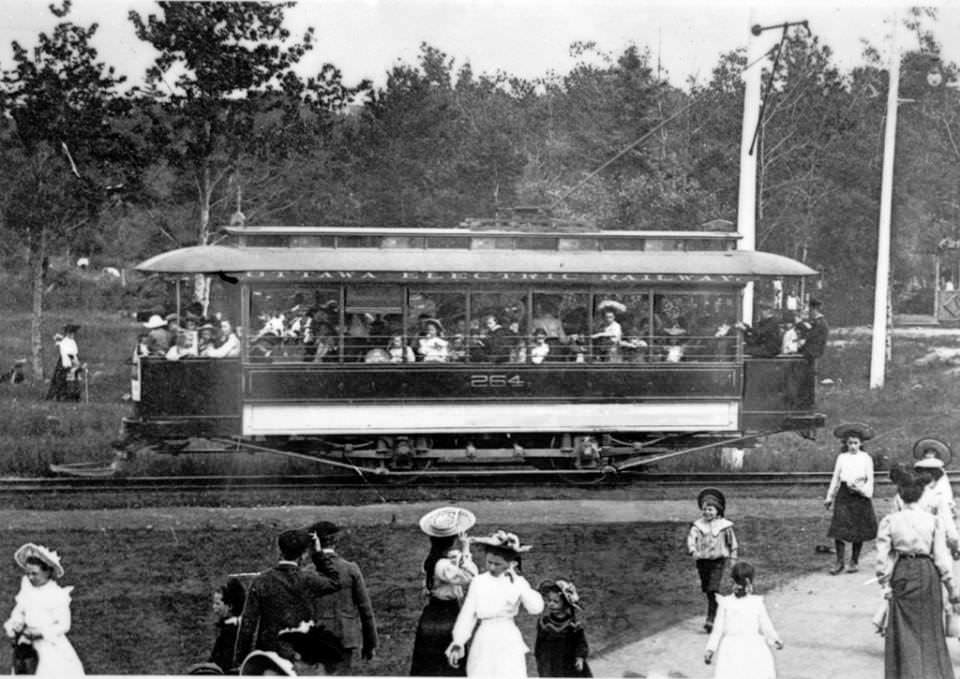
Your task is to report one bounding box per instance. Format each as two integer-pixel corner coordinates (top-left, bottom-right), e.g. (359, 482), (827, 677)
(737, 10), (763, 323)
(870, 13), (899, 389)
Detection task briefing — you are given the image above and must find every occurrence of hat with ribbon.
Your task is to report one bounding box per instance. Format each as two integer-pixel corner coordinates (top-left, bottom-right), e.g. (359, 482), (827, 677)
(832, 422), (874, 442)
(913, 437), (953, 465)
(14, 543), (64, 579)
(697, 487), (726, 516)
(472, 530), (532, 555)
(238, 650), (295, 676)
(539, 579), (583, 610)
(419, 506), (476, 538)
(914, 457), (945, 470)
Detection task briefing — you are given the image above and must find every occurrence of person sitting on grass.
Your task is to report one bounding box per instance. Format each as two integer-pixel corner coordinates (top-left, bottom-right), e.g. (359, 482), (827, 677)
(208, 577), (246, 673)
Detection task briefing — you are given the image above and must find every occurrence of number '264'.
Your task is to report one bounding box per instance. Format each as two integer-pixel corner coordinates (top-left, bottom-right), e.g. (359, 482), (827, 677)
(470, 374), (525, 388)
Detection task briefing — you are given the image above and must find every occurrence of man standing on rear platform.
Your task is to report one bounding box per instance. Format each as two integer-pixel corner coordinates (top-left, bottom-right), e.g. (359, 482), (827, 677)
(308, 521), (379, 675)
(799, 297), (828, 365)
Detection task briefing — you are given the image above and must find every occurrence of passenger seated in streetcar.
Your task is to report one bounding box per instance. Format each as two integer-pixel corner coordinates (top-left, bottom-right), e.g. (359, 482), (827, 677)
(533, 301), (566, 343)
(197, 324), (218, 357)
(507, 319), (526, 363)
(780, 312), (801, 355)
(735, 304), (781, 358)
(418, 319), (449, 363)
(249, 332), (280, 362)
(592, 301), (625, 362)
(307, 323), (338, 362)
(387, 334), (415, 363)
(663, 327), (689, 363)
(207, 320), (241, 358)
(447, 316), (470, 362)
(166, 330), (199, 361)
(479, 314), (511, 363)
(619, 321), (649, 363)
(529, 328), (550, 364)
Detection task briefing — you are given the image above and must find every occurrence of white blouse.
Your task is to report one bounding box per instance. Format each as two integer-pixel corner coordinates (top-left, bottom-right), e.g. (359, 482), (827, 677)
(825, 451), (875, 501)
(451, 571), (544, 647)
(875, 507), (956, 597)
(4, 577), (74, 640)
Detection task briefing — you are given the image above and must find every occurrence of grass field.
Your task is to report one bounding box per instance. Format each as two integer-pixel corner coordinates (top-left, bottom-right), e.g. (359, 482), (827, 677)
(0, 515), (831, 675)
(2, 312), (960, 476)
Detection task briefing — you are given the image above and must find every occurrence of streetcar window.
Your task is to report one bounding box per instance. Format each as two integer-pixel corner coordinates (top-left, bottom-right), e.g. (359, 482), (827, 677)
(336, 235), (380, 248)
(558, 238), (599, 251)
(289, 235), (335, 248)
(381, 236), (425, 249)
(516, 237), (558, 250)
(406, 291), (466, 363)
(470, 292), (527, 363)
(345, 285), (403, 362)
(248, 286), (341, 363)
(590, 293), (650, 363)
(531, 292), (589, 363)
(651, 291), (739, 362)
(426, 236), (470, 249)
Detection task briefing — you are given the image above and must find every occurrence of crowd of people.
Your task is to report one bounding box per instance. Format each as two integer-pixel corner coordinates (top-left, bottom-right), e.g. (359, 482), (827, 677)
(136, 295), (828, 367)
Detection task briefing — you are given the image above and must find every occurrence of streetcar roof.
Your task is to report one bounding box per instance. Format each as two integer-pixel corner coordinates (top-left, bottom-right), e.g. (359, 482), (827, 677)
(137, 245), (817, 277)
(222, 225), (740, 240)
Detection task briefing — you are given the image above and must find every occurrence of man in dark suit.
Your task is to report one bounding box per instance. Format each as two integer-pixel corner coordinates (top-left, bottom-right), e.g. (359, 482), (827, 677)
(234, 529), (341, 668)
(735, 303), (782, 357)
(308, 521), (378, 675)
(799, 297), (829, 362)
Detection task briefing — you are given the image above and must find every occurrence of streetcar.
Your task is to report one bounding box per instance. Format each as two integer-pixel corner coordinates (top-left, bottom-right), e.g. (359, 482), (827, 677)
(116, 212), (824, 476)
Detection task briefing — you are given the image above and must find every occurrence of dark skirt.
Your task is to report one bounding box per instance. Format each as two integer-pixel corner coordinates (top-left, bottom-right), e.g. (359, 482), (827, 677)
(885, 555), (955, 679)
(535, 624), (592, 677)
(696, 558), (727, 593)
(827, 483), (878, 542)
(410, 597), (466, 677)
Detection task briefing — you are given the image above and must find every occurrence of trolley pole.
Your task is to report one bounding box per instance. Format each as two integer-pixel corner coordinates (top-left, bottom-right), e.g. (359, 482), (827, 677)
(737, 9), (763, 324)
(870, 13), (899, 389)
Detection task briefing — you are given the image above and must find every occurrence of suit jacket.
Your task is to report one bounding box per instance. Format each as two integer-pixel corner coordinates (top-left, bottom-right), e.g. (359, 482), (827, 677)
(234, 552), (340, 665)
(800, 315), (828, 359)
(314, 554), (378, 652)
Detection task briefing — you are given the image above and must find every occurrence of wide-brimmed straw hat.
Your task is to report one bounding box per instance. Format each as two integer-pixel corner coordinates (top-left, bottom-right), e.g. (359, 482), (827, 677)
(913, 437), (953, 464)
(14, 543), (64, 579)
(238, 650), (295, 676)
(597, 299), (627, 315)
(472, 530), (532, 554)
(833, 422), (874, 441)
(539, 579), (583, 610)
(421, 318), (444, 333)
(419, 506), (475, 538)
(143, 314), (166, 330)
(697, 487), (726, 516)
(915, 457), (945, 470)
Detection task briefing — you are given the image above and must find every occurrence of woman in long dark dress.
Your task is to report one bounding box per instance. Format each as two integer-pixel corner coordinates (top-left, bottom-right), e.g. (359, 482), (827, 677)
(876, 471), (960, 679)
(410, 507), (478, 676)
(824, 423), (878, 574)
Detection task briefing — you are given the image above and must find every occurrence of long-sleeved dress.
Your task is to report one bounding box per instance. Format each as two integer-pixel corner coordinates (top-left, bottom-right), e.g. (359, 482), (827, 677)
(410, 550), (478, 676)
(450, 571), (544, 679)
(876, 506), (956, 679)
(534, 613), (591, 677)
(3, 576), (84, 677)
(704, 594), (780, 679)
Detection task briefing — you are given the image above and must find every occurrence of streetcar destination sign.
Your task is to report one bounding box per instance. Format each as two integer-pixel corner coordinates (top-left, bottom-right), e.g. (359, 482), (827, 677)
(239, 271), (754, 283)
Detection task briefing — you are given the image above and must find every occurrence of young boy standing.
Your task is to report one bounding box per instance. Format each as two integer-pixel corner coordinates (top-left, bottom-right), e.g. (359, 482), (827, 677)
(687, 488), (739, 633)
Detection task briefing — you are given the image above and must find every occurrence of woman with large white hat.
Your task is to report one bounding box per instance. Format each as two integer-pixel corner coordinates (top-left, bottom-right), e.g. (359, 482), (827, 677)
(3, 543), (84, 676)
(410, 507), (478, 676)
(445, 530), (544, 678)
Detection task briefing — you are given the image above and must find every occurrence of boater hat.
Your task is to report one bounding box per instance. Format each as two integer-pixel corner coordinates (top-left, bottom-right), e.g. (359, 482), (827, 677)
(419, 506), (476, 538)
(143, 314), (165, 329)
(14, 543), (64, 579)
(913, 437), (953, 465)
(697, 487), (726, 516)
(833, 422), (874, 441)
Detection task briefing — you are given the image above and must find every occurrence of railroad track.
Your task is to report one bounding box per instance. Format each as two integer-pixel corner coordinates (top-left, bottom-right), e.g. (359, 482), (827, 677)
(0, 470), (882, 495)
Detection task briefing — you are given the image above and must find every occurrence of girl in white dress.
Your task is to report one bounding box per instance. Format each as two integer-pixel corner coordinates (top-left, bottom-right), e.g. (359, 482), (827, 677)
(3, 543), (84, 677)
(446, 530), (544, 678)
(704, 561), (782, 679)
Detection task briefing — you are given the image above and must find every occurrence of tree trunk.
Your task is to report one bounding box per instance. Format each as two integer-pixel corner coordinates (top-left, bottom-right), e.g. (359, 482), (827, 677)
(30, 227), (47, 381)
(194, 166), (213, 307)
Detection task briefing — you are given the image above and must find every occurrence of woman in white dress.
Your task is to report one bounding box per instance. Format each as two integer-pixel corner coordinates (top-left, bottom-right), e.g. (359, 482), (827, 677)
(3, 543), (84, 677)
(704, 561), (782, 679)
(446, 530), (544, 678)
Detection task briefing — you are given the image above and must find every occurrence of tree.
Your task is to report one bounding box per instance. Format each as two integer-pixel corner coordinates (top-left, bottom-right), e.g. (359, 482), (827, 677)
(0, 1), (132, 378)
(129, 1), (366, 303)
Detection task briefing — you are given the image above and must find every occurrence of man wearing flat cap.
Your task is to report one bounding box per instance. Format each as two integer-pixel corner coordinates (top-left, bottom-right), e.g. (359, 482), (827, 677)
(307, 521), (378, 674)
(234, 529), (341, 668)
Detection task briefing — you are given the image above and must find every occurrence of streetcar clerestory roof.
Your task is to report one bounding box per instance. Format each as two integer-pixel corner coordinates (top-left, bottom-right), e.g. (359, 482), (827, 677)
(136, 244), (817, 277)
